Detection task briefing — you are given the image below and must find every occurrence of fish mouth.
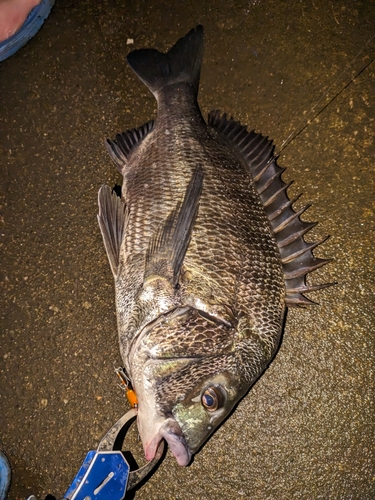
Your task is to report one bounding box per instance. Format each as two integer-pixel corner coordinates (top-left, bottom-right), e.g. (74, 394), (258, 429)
(143, 417), (192, 466)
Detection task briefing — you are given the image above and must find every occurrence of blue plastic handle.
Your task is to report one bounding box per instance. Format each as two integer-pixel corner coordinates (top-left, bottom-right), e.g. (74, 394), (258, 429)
(64, 450), (129, 500)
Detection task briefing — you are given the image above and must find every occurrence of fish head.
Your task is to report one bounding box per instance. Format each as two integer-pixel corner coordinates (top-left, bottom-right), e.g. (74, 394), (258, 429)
(130, 306), (250, 466)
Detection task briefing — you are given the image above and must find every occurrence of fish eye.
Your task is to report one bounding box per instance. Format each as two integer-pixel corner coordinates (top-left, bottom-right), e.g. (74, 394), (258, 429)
(201, 386), (225, 412)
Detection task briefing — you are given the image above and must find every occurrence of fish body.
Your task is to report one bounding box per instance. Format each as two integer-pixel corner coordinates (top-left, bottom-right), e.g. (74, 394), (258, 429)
(98, 26), (330, 466)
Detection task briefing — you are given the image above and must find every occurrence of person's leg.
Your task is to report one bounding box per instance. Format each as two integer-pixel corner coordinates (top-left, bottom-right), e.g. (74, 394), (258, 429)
(0, 0), (41, 42)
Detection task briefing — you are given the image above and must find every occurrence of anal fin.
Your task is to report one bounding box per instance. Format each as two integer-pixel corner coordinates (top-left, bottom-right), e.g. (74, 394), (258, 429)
(105, 120), (154, 173)
(97, 185), (127, 278)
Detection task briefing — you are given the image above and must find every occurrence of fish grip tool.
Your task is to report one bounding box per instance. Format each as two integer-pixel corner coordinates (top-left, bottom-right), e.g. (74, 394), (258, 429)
(61, 409), (164, 500)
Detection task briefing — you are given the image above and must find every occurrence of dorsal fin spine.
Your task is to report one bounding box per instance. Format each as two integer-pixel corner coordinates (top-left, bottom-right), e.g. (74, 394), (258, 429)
(267, 194), (302, 221)
(277, 222), (317, 248)
(257, 168), (286, 195)
(262, 181), (293, 208)
(272, 204), (311, 233)
(281, 236), (329, 264)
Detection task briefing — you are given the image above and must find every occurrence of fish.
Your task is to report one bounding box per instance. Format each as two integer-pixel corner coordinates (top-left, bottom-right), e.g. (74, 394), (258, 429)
(97, 25), (332, 466)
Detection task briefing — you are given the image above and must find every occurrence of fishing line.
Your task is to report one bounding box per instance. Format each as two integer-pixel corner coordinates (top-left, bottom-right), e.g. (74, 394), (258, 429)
(276, 33), (375, 155)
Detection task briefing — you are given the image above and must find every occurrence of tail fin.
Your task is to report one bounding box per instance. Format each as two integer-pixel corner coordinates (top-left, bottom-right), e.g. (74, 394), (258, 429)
(126, 26), (204, 98)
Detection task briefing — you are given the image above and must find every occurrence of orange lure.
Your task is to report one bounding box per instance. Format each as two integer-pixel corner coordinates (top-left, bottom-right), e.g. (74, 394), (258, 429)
(114, 366), (138, 409)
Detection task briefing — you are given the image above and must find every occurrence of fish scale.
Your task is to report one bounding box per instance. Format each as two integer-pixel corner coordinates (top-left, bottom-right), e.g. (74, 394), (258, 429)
(97, 25), (331, 466)
(120, 95), (283, 345)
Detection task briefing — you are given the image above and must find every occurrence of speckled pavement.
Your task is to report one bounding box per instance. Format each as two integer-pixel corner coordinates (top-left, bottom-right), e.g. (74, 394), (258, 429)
(0, 1), (374, 499)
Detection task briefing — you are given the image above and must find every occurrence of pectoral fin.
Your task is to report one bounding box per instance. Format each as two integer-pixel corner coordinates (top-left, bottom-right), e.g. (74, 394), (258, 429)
(145, 166), (204, 286)
(97, 185), (127, 278)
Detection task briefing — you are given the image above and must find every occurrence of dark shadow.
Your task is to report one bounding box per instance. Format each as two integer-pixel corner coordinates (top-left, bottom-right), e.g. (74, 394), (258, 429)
(112, 185), (122, 197)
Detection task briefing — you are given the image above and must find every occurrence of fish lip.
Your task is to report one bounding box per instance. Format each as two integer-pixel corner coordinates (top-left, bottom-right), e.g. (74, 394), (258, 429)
(144, 418), (192, 466)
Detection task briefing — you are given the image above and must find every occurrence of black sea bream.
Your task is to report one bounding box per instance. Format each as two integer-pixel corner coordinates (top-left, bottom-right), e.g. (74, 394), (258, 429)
(98, 26), (331, 466)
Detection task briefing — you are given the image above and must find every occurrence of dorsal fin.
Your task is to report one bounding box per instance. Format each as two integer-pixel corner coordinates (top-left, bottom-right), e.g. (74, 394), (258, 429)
(105, 119), (155, 173)
(97, 185), (128, 278)
(145, 166), (204, 287)
(208, 110), (334, 306)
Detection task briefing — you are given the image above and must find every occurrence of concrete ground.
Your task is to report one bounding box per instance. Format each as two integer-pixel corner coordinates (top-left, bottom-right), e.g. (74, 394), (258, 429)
(0, 1), (374, 499)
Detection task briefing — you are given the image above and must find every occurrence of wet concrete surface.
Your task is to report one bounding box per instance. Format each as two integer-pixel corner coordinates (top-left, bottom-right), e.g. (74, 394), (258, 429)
(0, 0), (374, 498)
